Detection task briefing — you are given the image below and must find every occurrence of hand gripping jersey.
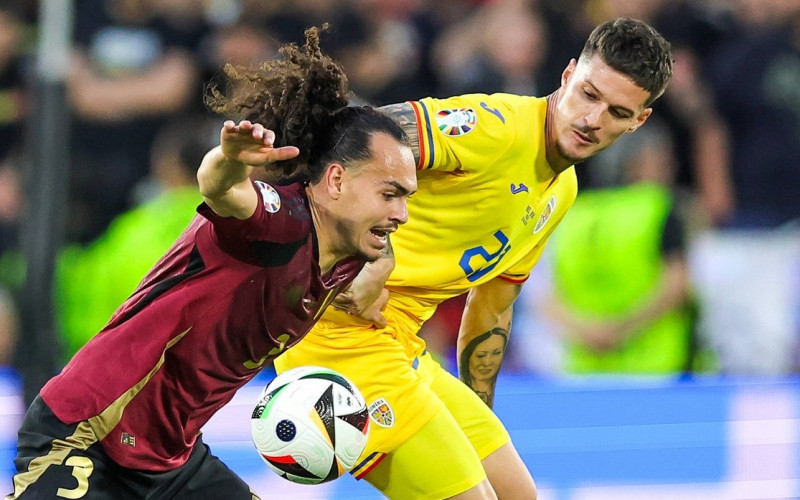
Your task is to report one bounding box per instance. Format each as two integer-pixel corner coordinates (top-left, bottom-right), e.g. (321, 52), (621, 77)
(41, 181), (364, 471)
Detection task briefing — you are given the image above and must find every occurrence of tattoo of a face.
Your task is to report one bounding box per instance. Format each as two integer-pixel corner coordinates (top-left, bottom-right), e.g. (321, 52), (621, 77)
(379, 102), (420, 164)
(460, 327), (509, 408)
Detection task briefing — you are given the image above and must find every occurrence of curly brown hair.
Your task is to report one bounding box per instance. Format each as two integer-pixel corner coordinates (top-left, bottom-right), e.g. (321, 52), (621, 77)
(206, 26), (404, 183)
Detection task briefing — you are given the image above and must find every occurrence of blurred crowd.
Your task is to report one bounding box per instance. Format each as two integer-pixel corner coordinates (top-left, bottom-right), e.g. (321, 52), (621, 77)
(1, 0), (800, 376)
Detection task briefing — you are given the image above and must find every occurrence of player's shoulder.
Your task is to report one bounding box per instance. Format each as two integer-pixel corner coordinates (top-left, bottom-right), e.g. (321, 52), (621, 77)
(417, 93), (545, 119)
(253, 181), (313, 238)
(419, 92), (541, 106)
(415, 93), (546, 146)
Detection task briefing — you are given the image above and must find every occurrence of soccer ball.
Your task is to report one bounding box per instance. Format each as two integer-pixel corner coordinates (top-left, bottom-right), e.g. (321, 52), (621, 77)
(251, 366), (370, 484)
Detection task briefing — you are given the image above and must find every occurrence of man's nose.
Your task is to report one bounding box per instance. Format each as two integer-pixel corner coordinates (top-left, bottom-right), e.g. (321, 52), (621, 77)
(391, 199), (409, 225)
(585, 104), (603, 128)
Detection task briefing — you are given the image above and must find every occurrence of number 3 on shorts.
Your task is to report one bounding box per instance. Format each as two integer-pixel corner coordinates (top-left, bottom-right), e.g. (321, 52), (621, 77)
(56, 456), (94, 499)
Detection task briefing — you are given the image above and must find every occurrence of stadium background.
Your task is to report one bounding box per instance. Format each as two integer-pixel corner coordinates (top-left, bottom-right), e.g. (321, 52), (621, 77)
(2, 1), (800, 499)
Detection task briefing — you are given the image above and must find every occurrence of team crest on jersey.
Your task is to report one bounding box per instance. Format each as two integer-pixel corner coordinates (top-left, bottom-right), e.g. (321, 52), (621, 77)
(255, 181), (281, 213)
(534, 196), (556, 234)
(435, 108), (477, 136)
(368, 398), (395, 428)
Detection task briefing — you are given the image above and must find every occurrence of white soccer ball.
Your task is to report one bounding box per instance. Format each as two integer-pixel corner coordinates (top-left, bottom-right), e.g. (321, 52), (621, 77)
(251, 366), (370, 484)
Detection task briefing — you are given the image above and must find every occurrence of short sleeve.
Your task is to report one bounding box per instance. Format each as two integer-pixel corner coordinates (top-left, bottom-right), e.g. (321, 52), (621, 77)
(197, 180), (277, 243)
(498, 243), (547, 284)
(410, 93), (532, 172)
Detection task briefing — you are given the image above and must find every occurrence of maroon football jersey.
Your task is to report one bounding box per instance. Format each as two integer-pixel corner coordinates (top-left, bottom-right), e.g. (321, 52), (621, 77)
(41, 181), (364, 471)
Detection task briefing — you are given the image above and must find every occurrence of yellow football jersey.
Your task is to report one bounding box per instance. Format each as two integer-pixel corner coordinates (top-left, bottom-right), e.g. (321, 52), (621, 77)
(388, 93), (577, 300)
(277, 93), (579, 459)
(313, 92), (577, 334)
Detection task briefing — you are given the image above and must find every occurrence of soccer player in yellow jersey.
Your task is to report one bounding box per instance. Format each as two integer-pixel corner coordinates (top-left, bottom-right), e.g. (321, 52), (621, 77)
(275, 18), (673, 499)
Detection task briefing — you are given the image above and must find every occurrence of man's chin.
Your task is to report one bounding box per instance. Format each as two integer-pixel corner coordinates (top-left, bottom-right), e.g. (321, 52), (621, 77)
(559, 141), (597, 164)
(355, 247), (383, 263)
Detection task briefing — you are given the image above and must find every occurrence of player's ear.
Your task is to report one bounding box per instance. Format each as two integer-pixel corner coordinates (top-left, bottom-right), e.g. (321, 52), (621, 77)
(323, 163), (346, 199)
(627, 108), (653, 134)
(561, 58), (578, 86)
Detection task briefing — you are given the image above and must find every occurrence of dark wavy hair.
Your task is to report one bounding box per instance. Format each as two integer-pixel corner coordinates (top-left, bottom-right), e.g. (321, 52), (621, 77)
(205, 26), (406, 183)
(580, 18), (673, 106)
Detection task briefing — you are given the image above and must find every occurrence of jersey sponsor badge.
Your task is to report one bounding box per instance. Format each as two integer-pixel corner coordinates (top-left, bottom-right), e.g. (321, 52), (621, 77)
(368, 397), (395, 428)
(534, 196), (556, 234)
(255, 181), (281, 213)
(435, 107), (477, 136)
(121, 433), (136, 447)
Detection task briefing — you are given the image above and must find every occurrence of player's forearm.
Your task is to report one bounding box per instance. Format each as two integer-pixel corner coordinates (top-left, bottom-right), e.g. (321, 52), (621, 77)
(197, 146), (255, 218)
(457, 279), (522, 408)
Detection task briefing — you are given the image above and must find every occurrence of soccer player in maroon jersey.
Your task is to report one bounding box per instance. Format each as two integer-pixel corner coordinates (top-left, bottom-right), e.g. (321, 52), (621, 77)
(6, 28), (416, 500)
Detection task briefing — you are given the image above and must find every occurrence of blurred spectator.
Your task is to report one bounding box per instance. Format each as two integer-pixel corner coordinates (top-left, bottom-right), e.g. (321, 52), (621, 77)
(706, 0), (800, 229)
(0, 153), (25, 374)
(651, 0), (735, 227)
(0, 287), (18, 366)
(534, 0), (593, 92)
(580, 0), (736, 227)
(584, 0), (667, 24)
(432, 1), (549, 96)
(198, 21), (279, 94)
(515, 120), (701, 374)
(0, 155), (24, 259)
(690, 0), (800, 374)
(327, 0), (436, 104)
(66, 0), (202, 243)
(56, 114), (216, 359)
(0, 4), (30, 161)
(0, 154), (22, 370)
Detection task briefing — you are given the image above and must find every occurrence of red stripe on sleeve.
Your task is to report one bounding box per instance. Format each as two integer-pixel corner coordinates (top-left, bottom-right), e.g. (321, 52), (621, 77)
(408, 101), (427, 170)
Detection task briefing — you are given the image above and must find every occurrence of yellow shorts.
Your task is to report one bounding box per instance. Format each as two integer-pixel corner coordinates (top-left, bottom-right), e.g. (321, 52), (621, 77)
(274, 304), (510, 497)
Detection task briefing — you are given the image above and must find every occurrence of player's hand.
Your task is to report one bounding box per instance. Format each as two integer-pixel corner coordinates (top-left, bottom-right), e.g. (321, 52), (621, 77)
(332, 259), (393, 328)
(340, 288), (389, 329)
(220, 120), (299, 167)
(332, 286), (390, 328)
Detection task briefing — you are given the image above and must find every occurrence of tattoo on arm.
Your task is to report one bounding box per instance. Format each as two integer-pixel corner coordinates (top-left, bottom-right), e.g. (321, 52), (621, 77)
(383, 236), (394, 258)
(459, 327), (509, 408)
(380, 102), (420, 164)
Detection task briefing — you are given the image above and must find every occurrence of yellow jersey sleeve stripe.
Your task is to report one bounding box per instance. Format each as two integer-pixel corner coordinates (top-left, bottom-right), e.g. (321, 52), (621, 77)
(410, 100), (435, 170)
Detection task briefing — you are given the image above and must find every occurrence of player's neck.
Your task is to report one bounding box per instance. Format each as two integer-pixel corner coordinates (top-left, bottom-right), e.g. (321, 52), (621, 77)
(544, 90), (571, 175)
(305, 185), (342, 274)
